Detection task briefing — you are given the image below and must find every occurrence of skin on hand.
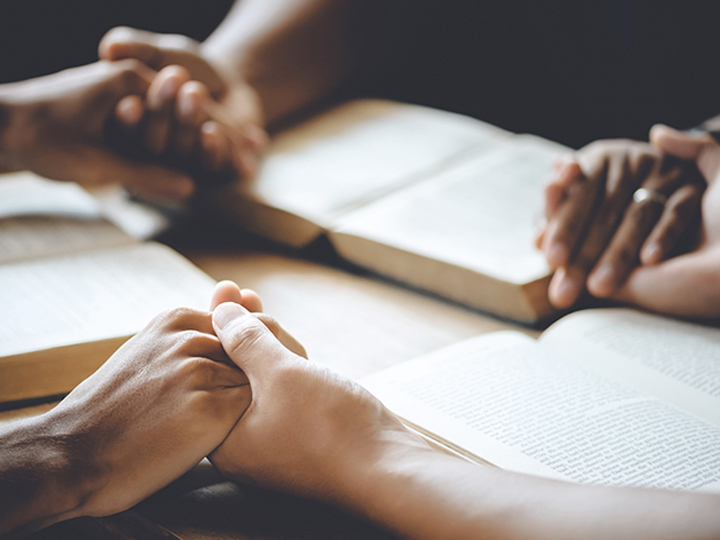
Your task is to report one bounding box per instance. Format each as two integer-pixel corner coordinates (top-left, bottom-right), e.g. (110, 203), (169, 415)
(208, 300), (423, 501)
(208, 294), (720, 540)
(0, 60), (199, 199)
(0, 306), (251, 537)
(99, 27), (269, 181)
(613, 125), (720, 317)
(537, 139), (705, 308)
(210, 280), (307, 358)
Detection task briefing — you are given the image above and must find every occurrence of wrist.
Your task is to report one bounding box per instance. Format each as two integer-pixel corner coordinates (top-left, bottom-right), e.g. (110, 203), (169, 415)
(0, 413), (90, 536)
(334, 424), (435, 516)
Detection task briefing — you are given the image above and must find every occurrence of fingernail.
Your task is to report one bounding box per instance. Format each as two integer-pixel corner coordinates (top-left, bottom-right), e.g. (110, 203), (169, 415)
(149, 77), (178, 110)
(178, 91), (194, 119)
(557, 277), (579, 301)
(550, 271), (580, 308)
(547, 242), (568, 267)
(642, 242), (661, 265)
(213, 302), (249, 330)
(588, 264), (614, 294)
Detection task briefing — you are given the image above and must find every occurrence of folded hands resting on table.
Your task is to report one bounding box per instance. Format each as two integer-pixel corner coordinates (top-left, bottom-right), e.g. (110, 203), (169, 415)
(536, 123), (720, 317)
(0, 28), (268, 199)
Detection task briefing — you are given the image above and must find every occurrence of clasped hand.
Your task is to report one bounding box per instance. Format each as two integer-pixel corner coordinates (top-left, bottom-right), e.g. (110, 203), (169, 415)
(0, 27), (268, 199)
(1, 280), (417, 538)
(536, 124), (720, 317)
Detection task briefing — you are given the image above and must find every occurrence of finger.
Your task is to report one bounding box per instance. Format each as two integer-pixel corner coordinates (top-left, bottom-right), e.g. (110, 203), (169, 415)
(173, 81), (211, 156)
(240, 289), (263, 313)
(115, 95), (144, 128)
(586, 194), (665, 297)
(537, 159), (583, 254)
(45, 146), (195, 199)
(201, 121), (233, 171)
(99, 26), (225, 96)
(640, 184), (703, 265)
(255, 313), (308, 359)
(210, 281), (244, 311)
(213, 302), (298, 386)
(210, 282), (264, 313)
(144, 66), (190, 155)
(534, 216), (547, 250)
(542, 166), (603, 268)
(545, 158), (582, 217)
(649, 124), (714, 161)
(614, 247), (720, 318)
(99, 27), (198, 67)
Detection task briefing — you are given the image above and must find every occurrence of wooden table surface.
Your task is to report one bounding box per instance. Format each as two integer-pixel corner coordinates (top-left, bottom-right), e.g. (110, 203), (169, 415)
(6, 236), (538, 540)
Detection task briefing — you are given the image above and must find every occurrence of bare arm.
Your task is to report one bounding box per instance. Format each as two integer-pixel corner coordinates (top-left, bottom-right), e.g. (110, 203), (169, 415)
(0, 305), (251, 538)
(201, 0), (379, 125)
(210, 300), (720, 540)
(0, 416), (83, 538)
(355, 446), (720, 540)
(0, 61), (195, 198)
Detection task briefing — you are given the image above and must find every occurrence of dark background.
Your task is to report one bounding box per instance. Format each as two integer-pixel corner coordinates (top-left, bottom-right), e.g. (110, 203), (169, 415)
(1, 0), (719, 148)
(0, 0), (234, 83)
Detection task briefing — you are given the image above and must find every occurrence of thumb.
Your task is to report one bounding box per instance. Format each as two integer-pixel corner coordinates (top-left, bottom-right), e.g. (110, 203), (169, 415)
(213, 302), (294, 385)
(99, 27), (225, 96)
(649, 124), (714, 161)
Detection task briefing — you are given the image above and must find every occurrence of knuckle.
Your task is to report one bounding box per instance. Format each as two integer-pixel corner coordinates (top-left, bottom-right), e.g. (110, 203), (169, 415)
(223, 318), (267, 357)
(177, 356), (216, 387)
(113, 59), (147, 89)
(155, 306), (205, 330)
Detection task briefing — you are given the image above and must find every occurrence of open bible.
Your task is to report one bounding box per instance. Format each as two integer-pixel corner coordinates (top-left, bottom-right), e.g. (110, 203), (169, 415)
(362, 308), (720, 492)
(215, 100), (568, 323)
(0, 173), (216, 403)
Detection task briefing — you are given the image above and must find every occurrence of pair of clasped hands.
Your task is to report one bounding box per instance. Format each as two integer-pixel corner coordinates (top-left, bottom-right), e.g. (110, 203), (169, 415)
(1, 27), (267, 198)
(14, 280), (413, 533)
(536, 123), (720, 318)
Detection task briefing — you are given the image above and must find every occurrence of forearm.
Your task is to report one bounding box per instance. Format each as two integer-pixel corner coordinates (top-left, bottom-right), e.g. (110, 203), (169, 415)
(201, 0), (379, 125)
(350, 444), (720, 540)
(0, 416), (83, 538)
(0, 82), (38, 174)
(0, 89), (22, 174)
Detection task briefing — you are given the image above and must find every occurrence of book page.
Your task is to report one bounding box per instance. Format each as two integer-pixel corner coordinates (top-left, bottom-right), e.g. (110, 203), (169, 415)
(332, 135), (564, 285)
(0, 243), (216, 358)
(0, 171), (101, 219)
(242, 100), (511, 226)
(0, 216), (137, 265)
(539, 308), (720, 426)
(362, 332), (720, 492)
(0, 171), (138, 264)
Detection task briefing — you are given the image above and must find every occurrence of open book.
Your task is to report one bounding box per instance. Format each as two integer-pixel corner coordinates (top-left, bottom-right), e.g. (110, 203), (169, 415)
(0, 173), (216, 403)
(362, 308), (720, 492)
(216, 100), (568, 322)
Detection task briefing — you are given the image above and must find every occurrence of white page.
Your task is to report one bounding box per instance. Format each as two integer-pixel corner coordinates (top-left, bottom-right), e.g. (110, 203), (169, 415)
(0, 171), (102, 219)
(362, 332), (720, 491)
(333, 135), (565, 284)
(0, 216), (137, 265)
(0, 243), (216, 358)
(539, 309), (720, 426)
(245, 100), (511, 226)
